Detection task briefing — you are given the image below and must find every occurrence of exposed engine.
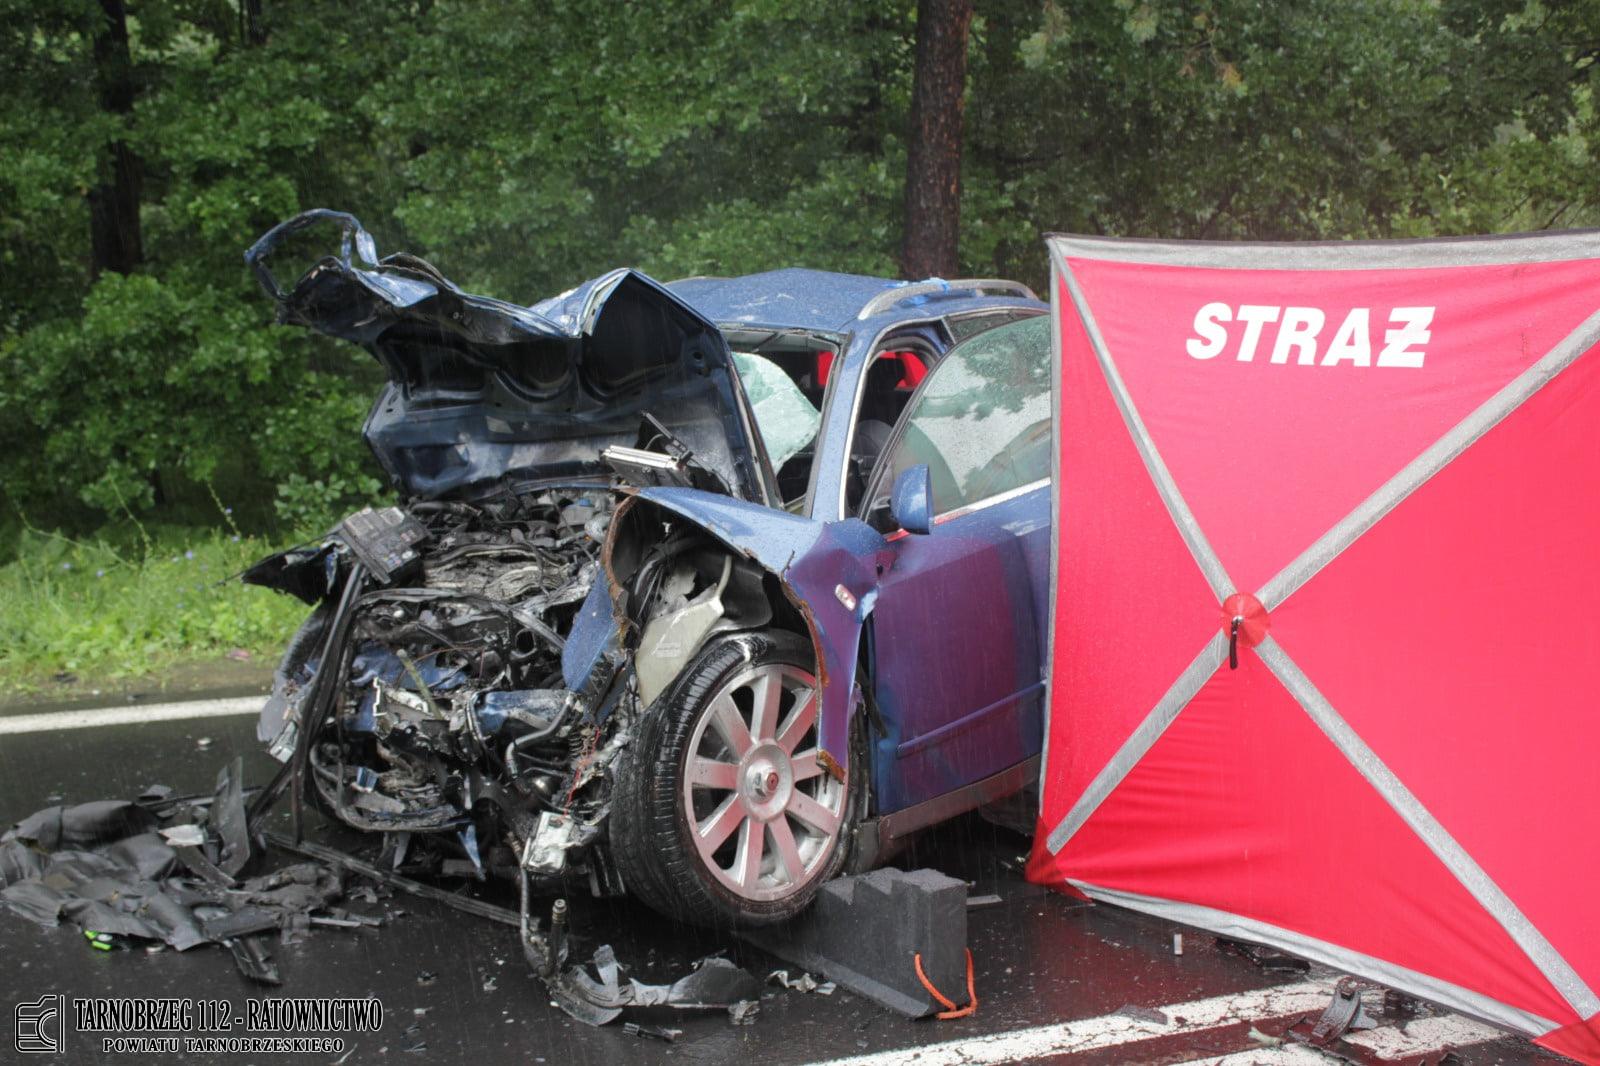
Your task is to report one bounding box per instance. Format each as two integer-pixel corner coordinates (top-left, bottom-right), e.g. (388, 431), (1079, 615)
(259, 490), (631, 892)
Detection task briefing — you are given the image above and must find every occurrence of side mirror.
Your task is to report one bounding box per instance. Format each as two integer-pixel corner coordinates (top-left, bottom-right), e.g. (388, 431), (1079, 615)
(890, 465), (934, 535)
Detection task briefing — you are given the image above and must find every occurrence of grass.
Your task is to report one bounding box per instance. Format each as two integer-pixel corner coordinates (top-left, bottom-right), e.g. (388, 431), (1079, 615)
(0, 522), (312, 699)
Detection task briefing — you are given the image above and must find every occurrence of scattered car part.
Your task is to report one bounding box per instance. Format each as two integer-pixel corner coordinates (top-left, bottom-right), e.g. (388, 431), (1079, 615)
(264, 832), (520, 928)
(225, 936), (282, 985)
(521, 893), (764, 1027)
(1217, 937), (1314, 972)
(768, 970), (835, 994)
(0, 771), (349, 984)
(623, 1022), (683, 1042)
(1308, 977), (1386, 1044)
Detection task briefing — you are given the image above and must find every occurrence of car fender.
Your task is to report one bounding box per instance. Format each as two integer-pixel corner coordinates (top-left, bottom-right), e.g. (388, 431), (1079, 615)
(604, 487), (886, 779)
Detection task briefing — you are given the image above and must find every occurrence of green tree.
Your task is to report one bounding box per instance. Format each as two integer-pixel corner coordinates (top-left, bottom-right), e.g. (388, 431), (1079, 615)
(368, 0), (914, 296)
(6, 0), (1600, 542)
(961, 0), (1600, 287)
(0, 0), (396, 531)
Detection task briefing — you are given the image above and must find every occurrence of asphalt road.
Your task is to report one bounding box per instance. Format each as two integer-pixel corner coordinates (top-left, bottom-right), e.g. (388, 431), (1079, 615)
(0, 699), (1574, 1066)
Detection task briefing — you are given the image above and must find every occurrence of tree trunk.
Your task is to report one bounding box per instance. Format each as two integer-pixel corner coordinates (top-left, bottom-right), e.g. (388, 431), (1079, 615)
(241, 0), (268, 46)
(902, 0), (973, 280)
(89, 0), (143, 277)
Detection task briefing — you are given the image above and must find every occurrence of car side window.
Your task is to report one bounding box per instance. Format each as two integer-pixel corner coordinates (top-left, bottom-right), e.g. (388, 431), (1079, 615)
(867, 315), (1051, 521)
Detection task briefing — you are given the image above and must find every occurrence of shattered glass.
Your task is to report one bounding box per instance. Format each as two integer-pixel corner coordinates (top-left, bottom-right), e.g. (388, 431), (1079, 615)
(734, 350), (821, 471)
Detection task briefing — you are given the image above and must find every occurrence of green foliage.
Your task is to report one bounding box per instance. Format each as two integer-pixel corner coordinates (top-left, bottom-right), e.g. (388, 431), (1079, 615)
(0, 0), (394, 536)
(3, 0), (1600, 571)
(966, 0), (1600, 282)
(0, 268), (383, 531)
(272, 472), (384, 531)
(0, 524), (308, 694)
(370, 0), (914, 296)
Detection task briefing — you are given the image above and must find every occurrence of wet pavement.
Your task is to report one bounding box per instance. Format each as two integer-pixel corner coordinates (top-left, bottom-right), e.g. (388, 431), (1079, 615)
(0, 703), (1576, 1065)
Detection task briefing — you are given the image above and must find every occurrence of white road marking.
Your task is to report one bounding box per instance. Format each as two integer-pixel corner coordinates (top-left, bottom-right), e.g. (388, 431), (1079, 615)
(804, 978), (1507, 1066)
(1197, 1048), (1333, 1064)
(1343, 1012), (1504, 1055)
(0, 696), (262, 735)
(806, 981), (1334, 1066)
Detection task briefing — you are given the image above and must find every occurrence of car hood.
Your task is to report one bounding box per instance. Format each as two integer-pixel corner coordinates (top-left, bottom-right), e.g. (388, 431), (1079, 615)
(247, 210), (770, 503)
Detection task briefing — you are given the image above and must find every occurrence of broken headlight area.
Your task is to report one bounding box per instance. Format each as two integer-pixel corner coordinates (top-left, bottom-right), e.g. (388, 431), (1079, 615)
(249, 489), (631, 893)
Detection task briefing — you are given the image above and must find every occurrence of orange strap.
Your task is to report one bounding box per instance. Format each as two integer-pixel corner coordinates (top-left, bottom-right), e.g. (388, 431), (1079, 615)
(913, 948), (977, 1019)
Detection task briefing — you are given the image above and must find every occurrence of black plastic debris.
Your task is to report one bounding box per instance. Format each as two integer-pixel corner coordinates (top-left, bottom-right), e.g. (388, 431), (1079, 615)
(1275, 979), (1454, 1066)
(1307, 977), (1385, 1044)
(544, 944), (626, 1027)
(267, 832), (518, 927)
(211, 758), (251, 876)
(1217, 937), (1313, 972)
(0, 762), (351, 984)
(8, 765), (772, 1032)
(226, 936), (281, 985)
(6, 798), (158, 853)
(522, 894), (764, 1027)
(539, 939), (764, 1027)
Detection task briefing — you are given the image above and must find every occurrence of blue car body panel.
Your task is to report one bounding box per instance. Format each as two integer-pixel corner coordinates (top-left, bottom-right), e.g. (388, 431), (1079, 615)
(562, 577), (622, 692)
(626, 486), (886, 769)
(868, 484), (1051, 811)
(644, 279), (1054, 819)
(247, 210), (771, 504)
(669, 269), (910, 333)
(623, 473), (1049, 814)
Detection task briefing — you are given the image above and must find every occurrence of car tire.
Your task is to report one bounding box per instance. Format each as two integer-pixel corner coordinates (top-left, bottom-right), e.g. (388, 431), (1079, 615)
(612, 630), (862, 928)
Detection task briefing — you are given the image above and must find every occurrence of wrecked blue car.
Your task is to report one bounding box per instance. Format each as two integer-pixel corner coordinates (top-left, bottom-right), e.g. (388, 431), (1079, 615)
(244, 210), (1052, 929)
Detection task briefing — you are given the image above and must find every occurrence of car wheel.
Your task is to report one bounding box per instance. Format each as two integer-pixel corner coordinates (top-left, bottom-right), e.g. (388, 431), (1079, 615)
(613, 630), (861, 927)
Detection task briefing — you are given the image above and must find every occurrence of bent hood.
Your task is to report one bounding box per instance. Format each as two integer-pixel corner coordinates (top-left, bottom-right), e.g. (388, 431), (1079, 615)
(247, 210), (770, 503)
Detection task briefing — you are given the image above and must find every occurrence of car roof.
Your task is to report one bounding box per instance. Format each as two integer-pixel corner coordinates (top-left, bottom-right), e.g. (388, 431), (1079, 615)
(668, 269), (1041, 336)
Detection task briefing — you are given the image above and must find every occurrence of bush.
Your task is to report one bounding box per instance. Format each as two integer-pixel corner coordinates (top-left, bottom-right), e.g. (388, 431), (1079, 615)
(0, 523), (311, 695)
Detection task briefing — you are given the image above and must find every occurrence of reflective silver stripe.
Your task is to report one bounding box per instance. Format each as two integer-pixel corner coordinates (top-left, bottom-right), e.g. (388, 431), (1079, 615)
(1257, 637), (1600, 1019)
(1045, 633), (1229, 853)
(1259, 308), (1600, 610)
(886, 476), (1050, 541)
(1056, 262), (1236, 601)
(1068, 879), (1562, 1038)
(1039, 251), (1070, 797)
(932, 477), (1051, 526)
(1046, 230), (1600, 271)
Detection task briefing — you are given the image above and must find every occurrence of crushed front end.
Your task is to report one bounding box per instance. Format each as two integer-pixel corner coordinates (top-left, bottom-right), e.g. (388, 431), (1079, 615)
(239, 210), (774, 900)
(247, 490), (631, 895)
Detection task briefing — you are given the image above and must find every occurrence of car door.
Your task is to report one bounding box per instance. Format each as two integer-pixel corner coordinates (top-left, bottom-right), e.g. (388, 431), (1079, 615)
(862, 316), (1053, 814)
